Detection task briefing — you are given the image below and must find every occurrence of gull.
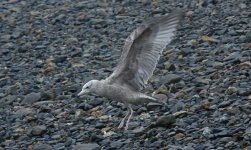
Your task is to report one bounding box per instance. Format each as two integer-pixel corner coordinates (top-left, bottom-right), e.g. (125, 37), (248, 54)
(78, 10), (183, 130)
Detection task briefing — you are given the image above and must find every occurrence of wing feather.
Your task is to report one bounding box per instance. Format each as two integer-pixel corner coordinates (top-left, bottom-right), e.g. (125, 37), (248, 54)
(106, 10), (184, 91)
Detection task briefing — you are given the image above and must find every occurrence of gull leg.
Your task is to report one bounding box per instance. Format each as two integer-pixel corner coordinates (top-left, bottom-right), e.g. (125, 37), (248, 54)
(125, 104), (133, 130)
(118, 106), (130, 129)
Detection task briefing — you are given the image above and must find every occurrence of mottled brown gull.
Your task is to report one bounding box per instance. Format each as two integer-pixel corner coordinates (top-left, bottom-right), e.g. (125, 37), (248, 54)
(78, 10), (183, 130)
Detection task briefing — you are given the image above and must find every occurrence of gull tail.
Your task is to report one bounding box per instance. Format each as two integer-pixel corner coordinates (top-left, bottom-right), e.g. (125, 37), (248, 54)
(140, 94), (165, 105)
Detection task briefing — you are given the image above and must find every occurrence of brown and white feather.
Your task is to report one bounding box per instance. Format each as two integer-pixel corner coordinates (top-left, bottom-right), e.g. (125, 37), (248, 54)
(106, 10), (184, 91)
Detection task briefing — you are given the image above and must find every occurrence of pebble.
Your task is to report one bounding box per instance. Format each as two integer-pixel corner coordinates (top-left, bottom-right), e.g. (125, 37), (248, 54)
(245, 146), (251, 150)
(31, 125), (47, 136)
(146, 102), (163, 110)
(0, 95), (16, 107)
(22, 92), (42, 104)
(238, 88), (251, 96)
(245, 127), (251, 135)
(72, 143), (100, 150)
(160, 74), (182, 84)
(148, 115), (176, 128)
(110, 141), (124, 148)
(239, 105), (251, 114)
(153, 94), (168, 103)
(32, 143), (53, 150)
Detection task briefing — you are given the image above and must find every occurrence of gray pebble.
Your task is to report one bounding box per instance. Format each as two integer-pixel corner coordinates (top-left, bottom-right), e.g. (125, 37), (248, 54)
(160, 74), (182, 84)
(31, 125), (47, 136)
(32, 143), (53, 150)
(22, 92), (42, 104)
(72, 143), (100, 150)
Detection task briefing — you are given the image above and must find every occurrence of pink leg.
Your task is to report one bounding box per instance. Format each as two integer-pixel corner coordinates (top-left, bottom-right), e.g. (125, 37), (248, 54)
(124, 105), (133, 130)
(118, 108), (130, 129)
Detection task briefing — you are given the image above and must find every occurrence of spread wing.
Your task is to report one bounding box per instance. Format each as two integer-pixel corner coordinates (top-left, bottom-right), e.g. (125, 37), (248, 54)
(106, 10), (184, 91)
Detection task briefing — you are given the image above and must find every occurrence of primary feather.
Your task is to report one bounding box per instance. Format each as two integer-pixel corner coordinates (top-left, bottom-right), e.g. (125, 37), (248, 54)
(107, 11), (183, 91)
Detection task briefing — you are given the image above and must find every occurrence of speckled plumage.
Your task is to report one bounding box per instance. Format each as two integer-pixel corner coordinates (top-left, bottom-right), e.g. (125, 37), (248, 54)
(78, 10), (184, 130)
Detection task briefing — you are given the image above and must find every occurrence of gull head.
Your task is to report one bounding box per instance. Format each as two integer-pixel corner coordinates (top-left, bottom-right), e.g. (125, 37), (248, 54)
(78, 80), (99, 96)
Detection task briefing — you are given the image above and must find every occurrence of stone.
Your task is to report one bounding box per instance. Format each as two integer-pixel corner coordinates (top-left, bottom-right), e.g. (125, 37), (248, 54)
(110, 141), (124, 148)
(245, 127), (251, 135)
(22, 92), (42, 104)
(31, 125), (47, 136)
(213, 62), (224, 69)
(225, 87), (238, 95)
(153, 94), (168, 103)
(11, 31), (22, 38)
(164, 62), (176, 71)
(15, 106), (34, 116)
(0, 95), (16, 107)
(148, 115), (176, 128)
(223, 52), (241, 61)
(160, 74), (182, 84)
(239, 105), (251, 114)
(32, 143), (53, 150)
(146, 102), (163, 110)
(244, 146), (251, 150)
(219, 137), (233, 143)
(150, 140), (163, 148)
(72, 143), (100, 150)
(238, 88), (251, 96)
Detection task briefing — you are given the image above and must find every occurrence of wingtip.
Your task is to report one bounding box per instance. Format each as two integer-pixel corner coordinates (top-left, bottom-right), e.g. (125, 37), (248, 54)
(175, 9), (186, 20)
(145, 9), (185, 26)
(168, 9), (185, 21)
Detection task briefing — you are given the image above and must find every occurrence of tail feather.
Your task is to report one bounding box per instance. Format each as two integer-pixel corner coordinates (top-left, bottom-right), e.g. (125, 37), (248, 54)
(140, 94), (165, 105)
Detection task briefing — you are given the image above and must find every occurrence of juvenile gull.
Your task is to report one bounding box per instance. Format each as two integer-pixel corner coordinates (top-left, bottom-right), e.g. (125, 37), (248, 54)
(78, 10), (183, 130)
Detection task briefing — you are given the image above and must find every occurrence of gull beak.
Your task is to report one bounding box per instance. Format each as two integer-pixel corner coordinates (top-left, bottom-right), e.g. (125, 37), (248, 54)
(77, 90), (88, 97)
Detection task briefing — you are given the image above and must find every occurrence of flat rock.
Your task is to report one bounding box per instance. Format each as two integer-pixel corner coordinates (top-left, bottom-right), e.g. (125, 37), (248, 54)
(31, 125), (47, 136)
(22, 92), (42, 104)
(110, 141), (124, 148)
(238, 88), (251, 96)
(14, 106), (34, 116)
(72, 143), (100, 150)
(245, 127), (251, 135)
(0, 95), (16, 107)
(160, 74), (182, 84)
(245, 146), (251, 150)
(32, 143), (53, 150)
(146, 102), (163, 110)
(239, 105), (251, 114)
(223, 52), (241, 61)
(148, 115), (176, 129)
(153, 94), (168, 103)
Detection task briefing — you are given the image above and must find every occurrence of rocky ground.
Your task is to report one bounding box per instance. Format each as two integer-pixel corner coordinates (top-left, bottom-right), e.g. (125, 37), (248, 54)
(0, 0), (251, 150)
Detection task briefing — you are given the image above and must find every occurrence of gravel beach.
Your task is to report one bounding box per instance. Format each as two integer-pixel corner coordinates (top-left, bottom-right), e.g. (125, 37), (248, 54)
(0, 0), (250, 149)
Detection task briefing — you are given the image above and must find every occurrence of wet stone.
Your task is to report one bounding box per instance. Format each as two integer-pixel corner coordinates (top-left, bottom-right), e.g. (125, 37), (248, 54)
(31, 125), (47, 136)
